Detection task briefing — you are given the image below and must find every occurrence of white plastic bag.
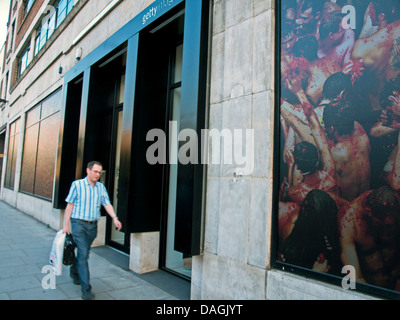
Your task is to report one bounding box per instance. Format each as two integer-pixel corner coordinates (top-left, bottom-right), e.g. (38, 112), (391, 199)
(49, 230), (66, 276)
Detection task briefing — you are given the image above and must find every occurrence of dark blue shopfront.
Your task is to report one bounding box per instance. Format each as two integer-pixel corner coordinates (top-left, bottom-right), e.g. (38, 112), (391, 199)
(53, 0), (210, 278)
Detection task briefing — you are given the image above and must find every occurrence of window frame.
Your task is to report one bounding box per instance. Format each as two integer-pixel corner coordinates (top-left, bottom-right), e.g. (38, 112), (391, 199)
(18, 45), (30, 77)
(34, 0), (74, 57)
(25, 0), (35, 15)
(4, 118), (21, 190)
(272, 0), (400, 300)
(19, 89), (62, 200)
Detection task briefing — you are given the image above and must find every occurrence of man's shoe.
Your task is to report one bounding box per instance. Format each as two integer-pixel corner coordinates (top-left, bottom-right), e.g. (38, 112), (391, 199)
(82, 290), (95, 300)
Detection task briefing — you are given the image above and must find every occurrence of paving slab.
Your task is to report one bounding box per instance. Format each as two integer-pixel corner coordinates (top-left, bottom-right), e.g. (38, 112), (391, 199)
(0, 201), (190, 300)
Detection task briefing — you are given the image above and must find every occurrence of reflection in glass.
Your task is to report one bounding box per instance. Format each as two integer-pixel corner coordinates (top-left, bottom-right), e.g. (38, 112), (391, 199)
(35, 113), (60, 198)
(165, 87), (192, 278)
(25, 105), (40, 127)
(19, 89), (61, 199)
(173, 44), (183, 83)
(118, 74), (125, 104)
(20, 124), (39, 194)
(5, 119), (20, 189)
(41, 89), (62, 119)
(111, 111), (124, 245)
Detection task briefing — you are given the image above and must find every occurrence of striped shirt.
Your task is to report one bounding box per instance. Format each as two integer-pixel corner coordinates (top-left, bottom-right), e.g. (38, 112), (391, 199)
(65, 178), (111, 221)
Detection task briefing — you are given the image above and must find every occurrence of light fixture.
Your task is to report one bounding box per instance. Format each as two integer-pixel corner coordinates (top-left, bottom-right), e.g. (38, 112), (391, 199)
(75, 47), (82, 61)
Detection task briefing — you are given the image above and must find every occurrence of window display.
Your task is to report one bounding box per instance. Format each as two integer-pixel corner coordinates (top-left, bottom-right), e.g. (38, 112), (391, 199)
(277, 0), (400, 295)
(20, 89), (61, 199)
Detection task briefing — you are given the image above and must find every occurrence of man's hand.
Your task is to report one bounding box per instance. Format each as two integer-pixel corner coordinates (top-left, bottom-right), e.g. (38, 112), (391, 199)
(113, 217), (122, 231)
(389, 91), (400, 115)
(285, 76), (303, 96)
(312, 258), (331, 273)
(63, 224), (71, 235)
(380, 109), (400, 129)
(342, 59), (364, 85)
(104, 204), (122, 231)
(63, 203), (73, 235)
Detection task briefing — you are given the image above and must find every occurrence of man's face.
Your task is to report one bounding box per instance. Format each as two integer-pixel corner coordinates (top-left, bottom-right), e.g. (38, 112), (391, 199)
(295, 0), (318, 36)
(330, 23), (346, 43)
(87, 164), (102, 184)
(367, 210), (400, 244)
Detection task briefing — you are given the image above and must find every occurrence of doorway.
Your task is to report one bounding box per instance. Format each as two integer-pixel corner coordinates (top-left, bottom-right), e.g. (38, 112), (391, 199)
(109, 109), (124, 246)
(129, 10), (191, 278)
(162, 40), (192, 279)
(0, 128), (5, 192)
(139, 12), (192, 279)
(104, 60), (129, 253)
(55, 0), (210, 271)
(83, 46), (129, 253)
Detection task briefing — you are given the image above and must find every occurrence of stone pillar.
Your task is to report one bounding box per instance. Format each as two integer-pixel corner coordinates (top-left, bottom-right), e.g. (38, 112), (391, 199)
(129, 232), (160, 274)
(92, 216), (106, 247)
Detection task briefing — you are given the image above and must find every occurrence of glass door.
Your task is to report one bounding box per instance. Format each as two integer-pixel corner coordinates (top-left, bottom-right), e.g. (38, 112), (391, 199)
(0, 131), (4, 192)
(163, 41), (192, 278)
(106, 69), (129, 253)
(110, 109), (124, 245)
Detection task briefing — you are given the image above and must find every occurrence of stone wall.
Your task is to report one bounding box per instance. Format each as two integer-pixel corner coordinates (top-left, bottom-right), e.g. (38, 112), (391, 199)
(193, 0), (275, 300)
(192, 0), (378, 300)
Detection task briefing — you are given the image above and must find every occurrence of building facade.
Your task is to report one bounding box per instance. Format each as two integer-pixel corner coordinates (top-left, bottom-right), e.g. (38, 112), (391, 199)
(0, 0), (399, 300)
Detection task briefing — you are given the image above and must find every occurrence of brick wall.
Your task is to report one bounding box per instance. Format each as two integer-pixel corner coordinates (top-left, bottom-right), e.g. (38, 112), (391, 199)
(15, 0), (45, 50)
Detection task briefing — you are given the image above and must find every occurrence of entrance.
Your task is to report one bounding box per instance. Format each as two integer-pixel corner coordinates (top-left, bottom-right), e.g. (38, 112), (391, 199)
(103, 56), (129, 253)
(136, 11), (192, 278)
(55, 0), (210, 278)
(0, 128), (5, 192)
(82, 46), (129, 253)
(163, 40), (192, 278)
(109, 110), (124, 247)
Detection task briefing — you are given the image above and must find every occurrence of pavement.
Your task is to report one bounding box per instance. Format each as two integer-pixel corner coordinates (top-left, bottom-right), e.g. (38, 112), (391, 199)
(0, 200), (191, 300)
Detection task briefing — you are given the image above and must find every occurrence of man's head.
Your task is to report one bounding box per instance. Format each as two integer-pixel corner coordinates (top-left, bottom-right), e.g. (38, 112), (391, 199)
(292, 35), (319, 62)
(282, 19), (297, 52)
(323, 99), (355, 138)
(298, 189), (339, 247)
(370, 0), (400, 26)
(299, 189), (338, 223)
(86, 161), (103, 184)
(281, 0), (298, 53)
(364, 185), (400, 243)
(321, 72), (352, 103)
(293, 141), (319, 175)
(295, 0), (324, 36)
(319, 13), (345, 44)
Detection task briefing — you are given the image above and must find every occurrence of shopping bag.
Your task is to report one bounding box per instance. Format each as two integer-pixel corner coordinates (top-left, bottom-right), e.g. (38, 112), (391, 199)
(49, 230), (66, 276)
(63, 234), (76, 266)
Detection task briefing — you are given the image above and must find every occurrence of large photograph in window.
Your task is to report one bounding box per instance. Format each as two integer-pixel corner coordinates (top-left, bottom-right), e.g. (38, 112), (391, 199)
(20, 89), (61, 199)
(277, 0), (400, 294)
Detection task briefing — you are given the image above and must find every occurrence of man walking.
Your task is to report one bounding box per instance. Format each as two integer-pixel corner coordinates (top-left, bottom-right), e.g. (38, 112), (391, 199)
(63, 161), (122, 300)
